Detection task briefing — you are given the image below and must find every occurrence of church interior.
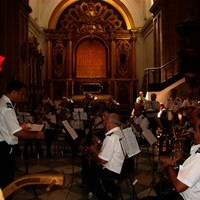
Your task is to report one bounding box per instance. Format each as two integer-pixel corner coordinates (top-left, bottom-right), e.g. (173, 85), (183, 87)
(0, 0), (200, 199)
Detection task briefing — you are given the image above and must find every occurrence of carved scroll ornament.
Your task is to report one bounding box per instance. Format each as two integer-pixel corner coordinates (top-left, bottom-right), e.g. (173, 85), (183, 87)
(57, 1), (126, 36)
(116, 40), (130, 78)
(53, 39), (66, 78)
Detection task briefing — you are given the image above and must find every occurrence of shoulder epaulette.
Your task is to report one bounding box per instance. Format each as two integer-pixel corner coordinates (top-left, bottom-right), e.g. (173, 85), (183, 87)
(196, 147), (200, 154)
(107, 132), (114, 136)
(6, 102), (13, 109)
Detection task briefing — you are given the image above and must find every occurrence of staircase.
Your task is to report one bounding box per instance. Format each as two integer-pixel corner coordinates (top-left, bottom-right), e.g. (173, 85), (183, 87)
(141, 56), (200, 102)
(142, 57), (183, 93)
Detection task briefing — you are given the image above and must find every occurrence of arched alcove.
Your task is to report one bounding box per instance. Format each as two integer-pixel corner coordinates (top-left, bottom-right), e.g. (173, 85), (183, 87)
(75, 39), (107, 78)
(44, 0), (138, 105)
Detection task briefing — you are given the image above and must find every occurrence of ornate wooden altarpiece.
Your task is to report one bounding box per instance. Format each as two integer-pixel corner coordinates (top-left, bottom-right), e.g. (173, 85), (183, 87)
(44, 0), (138, 107)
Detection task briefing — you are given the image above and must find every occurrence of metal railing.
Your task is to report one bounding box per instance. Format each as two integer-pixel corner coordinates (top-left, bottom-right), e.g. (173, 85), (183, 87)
(143, 57), (183, 91)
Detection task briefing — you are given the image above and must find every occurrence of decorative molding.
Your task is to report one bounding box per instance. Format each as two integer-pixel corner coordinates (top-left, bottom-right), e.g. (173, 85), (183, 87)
(57, 1), (126, 37)
(116, 40), (130, 78)
(52, 39), (66, 78)
(48, 0), (135, 30)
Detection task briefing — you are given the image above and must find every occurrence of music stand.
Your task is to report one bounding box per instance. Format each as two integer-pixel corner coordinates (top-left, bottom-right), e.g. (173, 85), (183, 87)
(120, 127), (141, 200)
(61, 120), (80, 193)
(138, 127), (159, 197)
(73, 108), (87, 121)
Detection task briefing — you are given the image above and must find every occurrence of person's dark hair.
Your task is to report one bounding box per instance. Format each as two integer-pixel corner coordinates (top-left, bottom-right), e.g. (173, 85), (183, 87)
(6, 80), (26, 93)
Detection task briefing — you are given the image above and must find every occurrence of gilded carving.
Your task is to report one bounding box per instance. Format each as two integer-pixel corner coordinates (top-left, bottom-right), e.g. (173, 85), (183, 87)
(44, 0), (137, 104)
(116, 40), (130, 78)
(53, 40), (66, 78)
(58, 1), (126, 36)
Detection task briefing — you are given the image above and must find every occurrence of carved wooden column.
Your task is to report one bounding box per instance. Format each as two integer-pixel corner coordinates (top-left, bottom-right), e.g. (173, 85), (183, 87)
(110, 32), (116, 97)
(66, 33), (73, 96)
(66, 35), (72, 79)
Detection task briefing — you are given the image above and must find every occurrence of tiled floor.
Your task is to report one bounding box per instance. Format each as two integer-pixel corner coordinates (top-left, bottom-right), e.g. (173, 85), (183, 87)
(9, 144), (160, 200)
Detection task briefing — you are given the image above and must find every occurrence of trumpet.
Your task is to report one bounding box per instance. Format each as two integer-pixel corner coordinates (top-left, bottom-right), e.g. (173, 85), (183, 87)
(62, 96), (73, 103)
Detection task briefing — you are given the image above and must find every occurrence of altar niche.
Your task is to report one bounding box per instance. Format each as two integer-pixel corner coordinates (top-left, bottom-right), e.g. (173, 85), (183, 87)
(44, 0), (138, 107)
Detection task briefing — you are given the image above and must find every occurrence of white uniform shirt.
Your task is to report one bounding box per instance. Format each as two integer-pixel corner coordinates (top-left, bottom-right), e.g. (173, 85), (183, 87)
(0, 95), (22, 145)
(165, 97), (182, 113)
(144, 100), (160, 118)
(182, 98), (198, 108)
(42, 112), (57, 130)
(98, 127), (125, 174)
(177, 144), (200, 200)
(131, 114), (149, 135)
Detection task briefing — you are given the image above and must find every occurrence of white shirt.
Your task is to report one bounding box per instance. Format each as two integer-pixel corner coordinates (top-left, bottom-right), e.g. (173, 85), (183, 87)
(144, 100), (160, 118)
(98, 127), (125, 174)
(165, 97), (182, 113)
(0, 95), (22, 145)
(182, 98), (198, 108)
(177, 144), (200, 200)
(131, 114), (149, 135)
(42, 112), (57, 130)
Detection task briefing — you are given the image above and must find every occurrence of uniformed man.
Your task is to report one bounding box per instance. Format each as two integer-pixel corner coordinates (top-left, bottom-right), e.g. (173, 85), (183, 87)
(165, 88), (182, 125)
(162, 109), (200, 200)
(87, 111), (125, 199)
(0, 80), (44, 190)
(144, 93), (160, 136)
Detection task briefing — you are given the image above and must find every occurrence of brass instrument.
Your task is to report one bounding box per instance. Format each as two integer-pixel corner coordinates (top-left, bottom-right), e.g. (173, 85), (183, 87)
(82, 92), (97, 112)
(85, 120), (103, 157)
(2, 173), (65, 199)
(154, 125), (193, 197)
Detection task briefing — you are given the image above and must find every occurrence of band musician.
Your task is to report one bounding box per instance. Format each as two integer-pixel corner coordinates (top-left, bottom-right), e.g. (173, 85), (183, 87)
(0, 80), (44, 194)
(144, 93), (160, 136)
(86, 110), (125, 199)
(161, 109), (200, 200)
(129, 104), (150, 145)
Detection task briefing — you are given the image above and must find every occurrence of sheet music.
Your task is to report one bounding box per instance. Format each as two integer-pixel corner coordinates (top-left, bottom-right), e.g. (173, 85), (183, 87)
(141, 127), (157, 146)
(26, 123), (44, 131)
(121, 127), (141, 158)
(74, 108), (84, 113)
(73, 108), (87, 120)
(62, 120), (78, 140)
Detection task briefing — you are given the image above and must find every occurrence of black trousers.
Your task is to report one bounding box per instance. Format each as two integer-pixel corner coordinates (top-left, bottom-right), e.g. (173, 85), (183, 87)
(87, 163), (121, 199)
(0, 141), (15, 189)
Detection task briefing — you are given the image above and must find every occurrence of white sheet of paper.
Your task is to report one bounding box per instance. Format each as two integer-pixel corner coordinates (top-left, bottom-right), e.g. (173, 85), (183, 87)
(73, 112), (87, 120)
(141, 128), (157, 146)
(121, 127), (141, 158)
(27, 123), (44, 131)
(62, 120), (78, 140)
(74, 108), (84, 113)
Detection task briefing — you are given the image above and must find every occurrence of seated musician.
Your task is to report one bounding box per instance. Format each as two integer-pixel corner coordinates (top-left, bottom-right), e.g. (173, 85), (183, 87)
(87, 110), (125, 199)
(161, 109), (200, 200)
(130, 103), (150, 144)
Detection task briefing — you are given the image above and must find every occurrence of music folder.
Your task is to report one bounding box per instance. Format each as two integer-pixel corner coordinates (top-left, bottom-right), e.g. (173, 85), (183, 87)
(120, 127), (141, 158)
(140, 124), (158, 145)
(26, 123), (44, 131)
(62, 120), (78, 140)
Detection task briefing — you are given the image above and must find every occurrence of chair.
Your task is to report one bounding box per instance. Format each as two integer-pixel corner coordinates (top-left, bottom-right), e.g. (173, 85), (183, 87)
(100, 158), (138, 200)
